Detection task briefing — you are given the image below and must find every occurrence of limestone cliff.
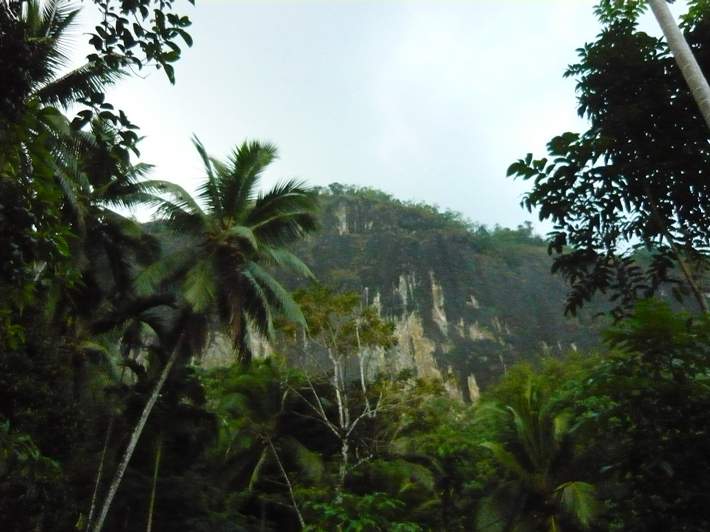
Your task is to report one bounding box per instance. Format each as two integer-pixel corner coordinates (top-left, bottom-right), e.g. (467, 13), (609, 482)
(190, 185), (604, 399)
(285, 185), (604, 400)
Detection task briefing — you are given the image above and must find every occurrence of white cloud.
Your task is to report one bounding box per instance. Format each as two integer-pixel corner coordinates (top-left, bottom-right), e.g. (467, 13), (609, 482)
(102, 1), (616, 231)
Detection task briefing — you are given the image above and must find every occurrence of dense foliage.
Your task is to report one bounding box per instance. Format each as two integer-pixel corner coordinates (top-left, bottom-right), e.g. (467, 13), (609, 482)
(508, 0), (710, 319)
(3, 0), (710, 531)
(296, 183), (604, 392)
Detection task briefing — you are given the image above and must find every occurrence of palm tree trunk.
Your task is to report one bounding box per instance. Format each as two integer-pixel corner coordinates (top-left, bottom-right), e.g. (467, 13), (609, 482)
(85, 418), (114, 532)
(146, 439), (162, 532)
(649, 0), (710, 130)
(90, 348), (179, 532)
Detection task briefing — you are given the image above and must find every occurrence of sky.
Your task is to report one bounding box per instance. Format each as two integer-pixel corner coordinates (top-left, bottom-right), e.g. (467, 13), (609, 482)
(77, 0), (688, 233)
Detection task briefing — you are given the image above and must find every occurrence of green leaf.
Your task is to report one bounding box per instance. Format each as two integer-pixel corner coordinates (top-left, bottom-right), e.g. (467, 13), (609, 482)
(479, 441), (528, 480)
(555, 481), (597, 528)
(220, 225), (258, 252)
(183, 255), (217, 312)
(177, 28), (193, 46)
(164, 63), (175, 84)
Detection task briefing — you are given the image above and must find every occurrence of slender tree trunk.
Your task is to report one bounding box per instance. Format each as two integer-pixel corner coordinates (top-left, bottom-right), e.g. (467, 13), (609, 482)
(644, 1), (710, 311)
(663, 235), (708, 314)
(146, 439), (162, 532)
(86, 418), (113, 532)
(355, 320), (372, 417)
(649, 0), (710, 130)
(91, 349), (179, 532)
(265, 435), (306, 530)
(335, 437), (349, 503)
(644, 183), (709, 313)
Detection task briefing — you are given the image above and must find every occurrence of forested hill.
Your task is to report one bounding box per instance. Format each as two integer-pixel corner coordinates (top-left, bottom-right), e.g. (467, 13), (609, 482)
(283, 184), (605, 397)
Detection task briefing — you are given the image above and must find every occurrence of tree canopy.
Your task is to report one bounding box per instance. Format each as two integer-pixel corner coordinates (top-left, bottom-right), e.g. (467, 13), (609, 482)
(5, 1), (710, 531)
(508, 0), (710, 318)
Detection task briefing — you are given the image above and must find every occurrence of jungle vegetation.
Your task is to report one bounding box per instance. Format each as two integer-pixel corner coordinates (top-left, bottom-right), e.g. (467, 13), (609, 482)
(3, 0), (710, 531)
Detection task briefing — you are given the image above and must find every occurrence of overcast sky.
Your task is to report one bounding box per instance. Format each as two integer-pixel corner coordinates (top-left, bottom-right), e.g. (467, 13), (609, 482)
(83, 1), (688, 233)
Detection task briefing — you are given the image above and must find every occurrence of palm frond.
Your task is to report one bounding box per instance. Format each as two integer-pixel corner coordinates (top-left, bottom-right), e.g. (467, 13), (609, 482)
(171, 307), (211, 360)
(476, 481), (524, 532)
(219, 140), (278, 220)
(552, 413), (571, 447)
(156, 202), (204, 236)
(237, 270), (273, 340)
(479, 442), (529, 481)
(23, 0), (121, 107)
(34, 62), (126, 109)
(245, 262), (306, 327)
(90, 209), (159, 277)
(183, 254), (217, 313)
(251, 179), (320, 223)
(508, 405), (542, 471)
(555, 481), (598, 528)
(248, 180), (321, 245)
(97, 232), (137, 295)
(99, 208), (143, 240)
(53, 157), (88, 234)
(134, 247), (200, 297)
(41, 0), (78, 41)
(256, 247), (314, 279)
(219, 225), (258, 253)
(144, 179), (205, 215)
(146, 180), (210, 237)
(84, 137), (156, 205)
(135, 179), (182, 206)
(253, 215), (320, 249)
(192, 136), (224, 215)
(91, 293), (176, 331)
(27, 0), (77, 76)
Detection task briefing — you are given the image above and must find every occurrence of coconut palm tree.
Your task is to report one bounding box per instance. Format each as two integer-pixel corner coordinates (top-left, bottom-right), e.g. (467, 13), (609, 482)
(0, 0), (139, 321)
(139, 136), (320, 363)
(1, 0), (124, 113)
(91, 139), (319, 532)
(53, 118), (163, 330)
(476, 380), (598, 532)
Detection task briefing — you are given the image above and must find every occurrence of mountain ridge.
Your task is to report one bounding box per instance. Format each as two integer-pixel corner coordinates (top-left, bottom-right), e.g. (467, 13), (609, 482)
(283, 184), (605, 400)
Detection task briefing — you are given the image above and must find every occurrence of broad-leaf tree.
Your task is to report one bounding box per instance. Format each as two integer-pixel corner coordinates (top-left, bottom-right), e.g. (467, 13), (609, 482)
(93, 140), (319, 531)
(564, 300), (710, 531)
(647, 0), (710, 129)
(508, 0), (710, 318)
(284, 284), (397, 498)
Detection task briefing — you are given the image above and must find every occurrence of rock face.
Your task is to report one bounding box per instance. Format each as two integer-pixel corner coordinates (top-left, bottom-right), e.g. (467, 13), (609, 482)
(195, 185), (604, 398)
(286, 185), (603, 400)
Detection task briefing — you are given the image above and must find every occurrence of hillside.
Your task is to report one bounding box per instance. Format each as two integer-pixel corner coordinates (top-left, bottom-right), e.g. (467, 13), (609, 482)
(146, 183), (606, 399)
(283, 184), (605, 400)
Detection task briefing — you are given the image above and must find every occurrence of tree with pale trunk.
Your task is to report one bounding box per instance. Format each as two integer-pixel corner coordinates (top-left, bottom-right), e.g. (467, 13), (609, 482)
(284, 285), (399, 499)
(647, 0), (710, 130)
(509, 0), (710, 319)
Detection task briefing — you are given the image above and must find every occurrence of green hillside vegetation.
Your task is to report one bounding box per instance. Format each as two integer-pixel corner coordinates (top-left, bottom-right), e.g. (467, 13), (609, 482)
(4, 0), (710, 531)
(290, 184), (605, 391)
(150, 183), (607, 393)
